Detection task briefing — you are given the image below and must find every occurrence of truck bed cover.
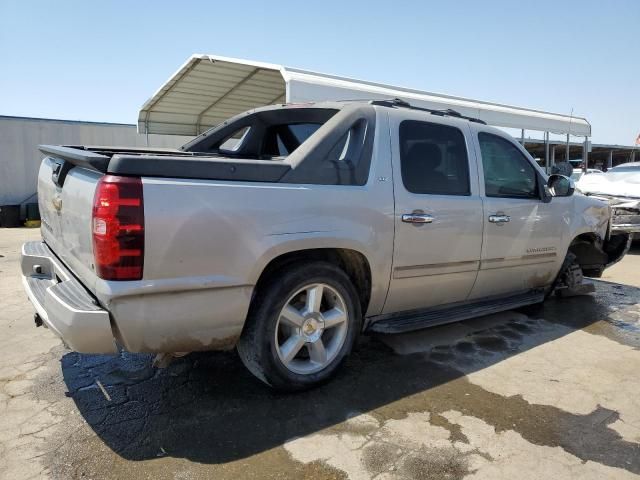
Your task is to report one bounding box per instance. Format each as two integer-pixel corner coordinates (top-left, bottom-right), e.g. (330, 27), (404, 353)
(39, 145), (291, 182)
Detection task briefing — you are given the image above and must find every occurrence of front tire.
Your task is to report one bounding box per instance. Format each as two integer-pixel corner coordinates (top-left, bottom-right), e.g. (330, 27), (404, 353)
(237, 261), (362, 391)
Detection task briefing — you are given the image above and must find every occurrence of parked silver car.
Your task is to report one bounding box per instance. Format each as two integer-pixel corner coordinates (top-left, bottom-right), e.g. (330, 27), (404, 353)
(21, 100), (631, 390)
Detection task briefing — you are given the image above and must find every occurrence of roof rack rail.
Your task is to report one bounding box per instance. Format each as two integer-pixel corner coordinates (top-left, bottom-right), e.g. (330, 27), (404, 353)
(370, 98), (487, 124)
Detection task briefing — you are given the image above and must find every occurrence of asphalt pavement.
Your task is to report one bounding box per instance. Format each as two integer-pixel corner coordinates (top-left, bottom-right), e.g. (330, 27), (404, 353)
(1, 228), (639, 479)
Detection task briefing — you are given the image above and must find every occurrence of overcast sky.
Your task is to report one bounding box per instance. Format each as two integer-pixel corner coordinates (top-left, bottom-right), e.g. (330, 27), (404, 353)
(1, 0), (638, 145)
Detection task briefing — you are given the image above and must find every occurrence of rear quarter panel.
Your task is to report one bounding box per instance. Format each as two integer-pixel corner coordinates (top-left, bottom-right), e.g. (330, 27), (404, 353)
(141, 175), (395, 315)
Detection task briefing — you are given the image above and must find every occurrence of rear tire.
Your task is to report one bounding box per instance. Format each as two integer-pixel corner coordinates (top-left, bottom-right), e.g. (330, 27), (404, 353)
(237, 261), (362, 391)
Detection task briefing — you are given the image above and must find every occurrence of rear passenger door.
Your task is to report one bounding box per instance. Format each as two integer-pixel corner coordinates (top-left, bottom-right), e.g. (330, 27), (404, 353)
(383, 112), (484, 314)
(468, 126), (564, 300)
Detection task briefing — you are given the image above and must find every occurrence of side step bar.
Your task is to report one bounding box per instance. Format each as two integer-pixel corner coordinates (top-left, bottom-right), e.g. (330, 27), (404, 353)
(367, 290), (545, 334)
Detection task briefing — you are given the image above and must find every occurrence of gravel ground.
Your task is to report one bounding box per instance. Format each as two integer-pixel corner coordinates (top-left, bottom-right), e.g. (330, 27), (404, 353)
(1, 228), (639, 479)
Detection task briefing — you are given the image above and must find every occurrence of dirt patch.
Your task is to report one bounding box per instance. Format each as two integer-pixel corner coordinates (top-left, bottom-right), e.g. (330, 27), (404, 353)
(399, 448), (468, 480)
(361, 443), (398, 475)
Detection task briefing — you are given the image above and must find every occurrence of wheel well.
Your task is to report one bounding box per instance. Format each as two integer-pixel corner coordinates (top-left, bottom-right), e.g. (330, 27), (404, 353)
(568, 233), (607, 277)
(570, 232), (600, 247)
(254, 248), (372, 315)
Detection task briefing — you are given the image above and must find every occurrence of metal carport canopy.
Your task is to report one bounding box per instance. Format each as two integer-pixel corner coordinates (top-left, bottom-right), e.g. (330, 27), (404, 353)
(138, 54), (591, 137)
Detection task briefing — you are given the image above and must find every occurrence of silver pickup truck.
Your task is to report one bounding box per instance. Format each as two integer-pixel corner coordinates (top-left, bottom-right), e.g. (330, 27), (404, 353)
(21, 99), (631, 390)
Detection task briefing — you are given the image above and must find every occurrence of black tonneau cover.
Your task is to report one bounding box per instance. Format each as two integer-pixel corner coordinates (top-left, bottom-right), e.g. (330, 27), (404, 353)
(38, 145), (291, 182)
(39, 145), (111, 172)
(108, 154), (290, 182)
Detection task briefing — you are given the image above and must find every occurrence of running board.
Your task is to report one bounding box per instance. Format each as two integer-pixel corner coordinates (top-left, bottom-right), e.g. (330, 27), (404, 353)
(367, 290), (545, 334)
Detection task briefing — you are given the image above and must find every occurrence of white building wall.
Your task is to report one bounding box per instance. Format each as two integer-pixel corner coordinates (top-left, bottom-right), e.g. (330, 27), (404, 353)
(0, 116), (192, 205)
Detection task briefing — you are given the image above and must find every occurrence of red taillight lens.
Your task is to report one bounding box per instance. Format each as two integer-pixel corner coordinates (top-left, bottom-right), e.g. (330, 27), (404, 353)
(92, 175), (144, 280)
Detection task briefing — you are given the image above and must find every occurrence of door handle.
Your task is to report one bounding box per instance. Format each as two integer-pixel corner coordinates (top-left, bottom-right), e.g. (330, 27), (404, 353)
(488, 214), (510, 224)
(402, 213), (434, 224)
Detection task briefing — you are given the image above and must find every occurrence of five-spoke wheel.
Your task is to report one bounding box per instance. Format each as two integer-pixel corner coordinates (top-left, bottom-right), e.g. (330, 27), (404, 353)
(275, 283), (349, 375)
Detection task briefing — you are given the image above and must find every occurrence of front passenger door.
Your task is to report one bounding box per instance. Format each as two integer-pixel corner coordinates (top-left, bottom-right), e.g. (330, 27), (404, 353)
(468, 128), (564, 300)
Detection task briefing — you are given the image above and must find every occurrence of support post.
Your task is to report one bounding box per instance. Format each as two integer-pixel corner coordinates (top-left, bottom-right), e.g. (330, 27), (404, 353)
(631, 150), (636, 163)
(520, 129), (525, 145)
(550, 144), (556, 172)
(565, 133), (570, 161)
(583, 137), (589, 172)
(544, 132), (550, 173)
(607, 150), (613, 171)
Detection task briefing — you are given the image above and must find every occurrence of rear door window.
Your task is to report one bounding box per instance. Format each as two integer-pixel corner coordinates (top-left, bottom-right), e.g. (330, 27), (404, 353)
(399, 120), (470, 195)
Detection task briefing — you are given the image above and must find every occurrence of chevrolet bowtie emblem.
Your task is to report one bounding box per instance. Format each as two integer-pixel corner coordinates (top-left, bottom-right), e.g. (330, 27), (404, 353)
(52, 196), (62, 212)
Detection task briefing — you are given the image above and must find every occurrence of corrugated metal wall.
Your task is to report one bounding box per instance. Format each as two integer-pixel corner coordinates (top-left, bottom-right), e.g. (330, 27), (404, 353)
(0, 116), (192, 205)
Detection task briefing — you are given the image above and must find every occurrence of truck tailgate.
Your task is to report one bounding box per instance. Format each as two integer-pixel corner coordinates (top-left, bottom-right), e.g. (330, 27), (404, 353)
(38, 157), (102, 292)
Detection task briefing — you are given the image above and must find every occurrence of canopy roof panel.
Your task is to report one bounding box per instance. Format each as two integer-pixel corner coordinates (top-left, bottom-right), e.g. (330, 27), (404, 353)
(139, 54), (590, 137)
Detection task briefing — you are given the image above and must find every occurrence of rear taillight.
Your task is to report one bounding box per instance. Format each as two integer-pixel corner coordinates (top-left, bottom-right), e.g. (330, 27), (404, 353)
(92, 175), (144, 280)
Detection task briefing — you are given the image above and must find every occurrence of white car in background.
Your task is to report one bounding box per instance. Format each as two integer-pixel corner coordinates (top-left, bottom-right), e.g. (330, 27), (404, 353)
(571, 168), (604, 185)
(571, 168), (604, 196)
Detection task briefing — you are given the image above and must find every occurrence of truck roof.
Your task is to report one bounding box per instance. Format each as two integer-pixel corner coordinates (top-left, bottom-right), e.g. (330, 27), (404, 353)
(237, 98), (487, 122)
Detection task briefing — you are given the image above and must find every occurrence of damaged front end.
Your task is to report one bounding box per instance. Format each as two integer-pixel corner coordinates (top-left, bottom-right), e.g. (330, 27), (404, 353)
(568, 193), (634, 279)
(570, 229), (632, 278)
(593, 195), (639, 267)
(576, 172), (640, 235)
(604, 196), (640, 235)
(602, 229), (633, 268)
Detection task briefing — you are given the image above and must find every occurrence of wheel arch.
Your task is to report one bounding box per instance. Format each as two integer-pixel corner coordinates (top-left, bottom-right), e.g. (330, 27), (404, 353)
(252, 248), (372, 317)
(566, 231), (631, 277)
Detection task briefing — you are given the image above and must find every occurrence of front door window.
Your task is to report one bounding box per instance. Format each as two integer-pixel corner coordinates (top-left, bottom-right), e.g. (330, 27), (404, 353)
(478, 132), (538, 199)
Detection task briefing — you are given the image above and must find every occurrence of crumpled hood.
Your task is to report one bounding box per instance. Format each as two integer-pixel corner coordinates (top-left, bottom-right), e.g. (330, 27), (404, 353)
(578, 172), (640, 199)
(597, 196), (640, 210)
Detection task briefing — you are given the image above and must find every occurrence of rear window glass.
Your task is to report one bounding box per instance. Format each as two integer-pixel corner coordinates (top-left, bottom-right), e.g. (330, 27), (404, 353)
(264, 123), (322, 156)
(399, 120), (470, 195)
(184, 107), (338, 157)
(290, 124), (322, 143)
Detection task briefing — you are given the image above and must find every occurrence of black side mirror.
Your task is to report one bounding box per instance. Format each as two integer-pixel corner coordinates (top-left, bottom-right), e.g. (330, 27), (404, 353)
(547, 174), (575, 197)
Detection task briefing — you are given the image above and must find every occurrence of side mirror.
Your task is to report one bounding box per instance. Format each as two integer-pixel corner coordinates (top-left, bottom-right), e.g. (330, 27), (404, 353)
(547, 174), (575, 197)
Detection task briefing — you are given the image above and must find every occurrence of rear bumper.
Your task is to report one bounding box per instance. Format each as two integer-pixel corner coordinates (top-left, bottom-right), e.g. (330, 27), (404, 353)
(21, 241), (117, 354)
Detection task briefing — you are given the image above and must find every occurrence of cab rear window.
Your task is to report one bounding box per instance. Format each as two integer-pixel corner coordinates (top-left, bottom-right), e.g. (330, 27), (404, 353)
(263, 123), (323, 156)
(185, 108), (337, 160)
